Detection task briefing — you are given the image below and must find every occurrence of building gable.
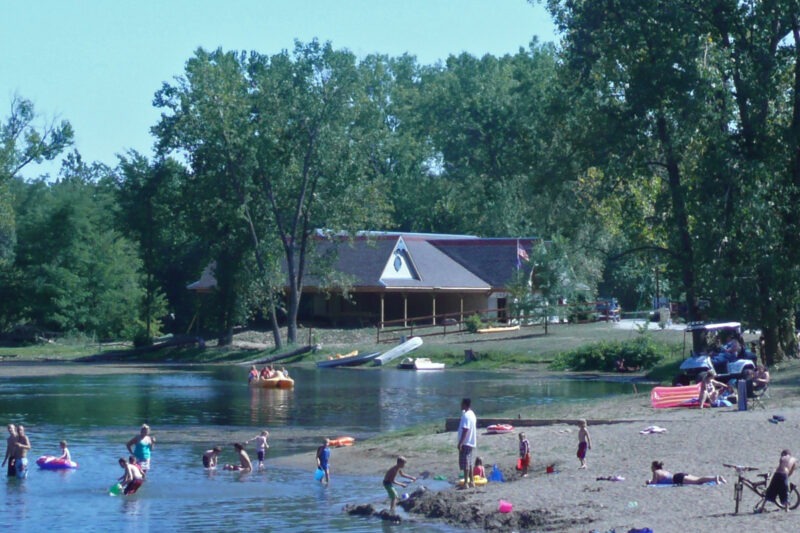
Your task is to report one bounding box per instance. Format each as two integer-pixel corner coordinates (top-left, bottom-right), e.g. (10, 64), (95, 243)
(379, 237), (419, 281)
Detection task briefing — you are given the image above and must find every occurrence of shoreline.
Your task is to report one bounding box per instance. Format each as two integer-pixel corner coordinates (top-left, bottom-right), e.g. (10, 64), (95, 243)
(7, 359), (800, 531)
(270, 365), (800, 531)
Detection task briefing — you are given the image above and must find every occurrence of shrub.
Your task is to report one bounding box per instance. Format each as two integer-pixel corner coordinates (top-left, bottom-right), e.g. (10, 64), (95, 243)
(549, 337), (667, 371)
(132, 328), (154, 348)
(464, 313), (484, 333)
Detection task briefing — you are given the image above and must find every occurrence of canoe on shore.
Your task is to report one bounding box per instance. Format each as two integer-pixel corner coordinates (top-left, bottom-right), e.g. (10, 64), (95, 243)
(316, 351), (381, 368)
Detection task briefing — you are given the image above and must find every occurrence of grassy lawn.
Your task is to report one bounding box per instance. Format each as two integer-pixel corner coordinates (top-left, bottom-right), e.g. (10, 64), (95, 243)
(0, 320), (691, 378)
(0, 339), (109, 361)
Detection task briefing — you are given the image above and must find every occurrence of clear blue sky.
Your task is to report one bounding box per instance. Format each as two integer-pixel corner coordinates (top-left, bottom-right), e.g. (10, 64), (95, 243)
(2, 0), (556, 179)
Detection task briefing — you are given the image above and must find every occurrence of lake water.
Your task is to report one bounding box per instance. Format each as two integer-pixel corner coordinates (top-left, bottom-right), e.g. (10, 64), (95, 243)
(0, 365), (639, 531)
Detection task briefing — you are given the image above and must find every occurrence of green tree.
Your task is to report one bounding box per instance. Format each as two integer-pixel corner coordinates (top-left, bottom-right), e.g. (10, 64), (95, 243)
(545, 0), (800, 363)
(154, 42), (393, 345)
(409, 45), (560, 236)
(0, 96), (73, 268)
(13, 153), (145, 338)
(153, 48), (261, 345)
(115, 153), (195, 340)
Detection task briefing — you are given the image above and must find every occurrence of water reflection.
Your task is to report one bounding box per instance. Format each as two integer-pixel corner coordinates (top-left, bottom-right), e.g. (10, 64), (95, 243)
(0, 365), (643, 532)
(248, 386), (295, 426)
(0, 365), (642, 433)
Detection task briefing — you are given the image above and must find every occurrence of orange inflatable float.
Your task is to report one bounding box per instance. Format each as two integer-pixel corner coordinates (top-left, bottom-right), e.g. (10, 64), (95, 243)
(328, 436), (355, 447)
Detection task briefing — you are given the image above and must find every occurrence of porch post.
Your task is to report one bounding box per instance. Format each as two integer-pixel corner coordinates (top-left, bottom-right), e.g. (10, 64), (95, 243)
(380, 293), (385, 329)
(460, 296), (464, 322)
(432, 294), (437, 325)
(403, 293), (408, 327)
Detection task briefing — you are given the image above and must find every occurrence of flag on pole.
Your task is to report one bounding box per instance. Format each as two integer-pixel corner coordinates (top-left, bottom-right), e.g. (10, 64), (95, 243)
(516, 239), (529, 270)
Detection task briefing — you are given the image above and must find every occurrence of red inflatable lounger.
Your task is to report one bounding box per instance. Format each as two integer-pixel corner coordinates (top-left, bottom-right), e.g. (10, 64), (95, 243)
(650, 384), (702, 409)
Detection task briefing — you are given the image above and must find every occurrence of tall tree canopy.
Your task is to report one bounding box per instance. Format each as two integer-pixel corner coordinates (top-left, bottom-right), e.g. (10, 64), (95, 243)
(0, 96), (73, 266)
(153, 42), (393, 344)
(10, 153), (144, 338)
(546, 0), (800, 362)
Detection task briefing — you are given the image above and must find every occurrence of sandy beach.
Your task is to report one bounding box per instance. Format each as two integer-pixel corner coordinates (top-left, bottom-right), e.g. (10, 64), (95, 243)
(271, 364), (800, 532)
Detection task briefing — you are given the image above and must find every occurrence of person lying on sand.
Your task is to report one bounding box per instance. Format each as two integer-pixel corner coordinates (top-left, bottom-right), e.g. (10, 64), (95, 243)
(646, 460), (726, 486)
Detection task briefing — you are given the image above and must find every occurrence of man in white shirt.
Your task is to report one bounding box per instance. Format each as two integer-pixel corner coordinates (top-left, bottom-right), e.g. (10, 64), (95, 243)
(457, 398), (477, 488)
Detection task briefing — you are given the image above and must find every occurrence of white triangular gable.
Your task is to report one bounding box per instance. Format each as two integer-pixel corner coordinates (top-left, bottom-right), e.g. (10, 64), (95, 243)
(380, 237), (419, 280)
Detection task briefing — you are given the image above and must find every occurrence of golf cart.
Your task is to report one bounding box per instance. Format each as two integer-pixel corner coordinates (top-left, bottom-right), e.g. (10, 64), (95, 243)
(595, 297), (621, 322)
(673, 322), (757, 386)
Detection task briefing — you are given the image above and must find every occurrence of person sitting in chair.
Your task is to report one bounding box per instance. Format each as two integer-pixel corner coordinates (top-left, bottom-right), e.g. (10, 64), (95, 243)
(753, 365), (770, 390)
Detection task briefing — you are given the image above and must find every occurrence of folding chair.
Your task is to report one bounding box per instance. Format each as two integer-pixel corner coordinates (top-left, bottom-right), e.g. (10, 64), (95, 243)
(749, 383), (769, 410)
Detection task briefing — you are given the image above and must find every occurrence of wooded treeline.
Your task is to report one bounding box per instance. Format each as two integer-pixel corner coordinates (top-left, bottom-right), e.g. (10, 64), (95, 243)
(1, 2), (799, 364)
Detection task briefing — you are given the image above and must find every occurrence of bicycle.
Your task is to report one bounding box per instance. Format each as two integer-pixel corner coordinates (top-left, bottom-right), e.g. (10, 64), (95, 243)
(723, 463), (800, 513)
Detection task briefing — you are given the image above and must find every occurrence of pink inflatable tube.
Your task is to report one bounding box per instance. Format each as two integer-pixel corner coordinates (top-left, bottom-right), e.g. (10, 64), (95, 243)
(36, 455), (78, 469)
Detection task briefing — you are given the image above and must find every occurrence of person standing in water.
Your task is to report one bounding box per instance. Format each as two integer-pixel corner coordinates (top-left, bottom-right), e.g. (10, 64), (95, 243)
(316, 438), (331, 484)
(13, 425), (31, 479)
(246, 430), (270, 470)
(383, 456), (416, 514)
(2, 424), (17, 477)
(127, 424), (155, 473)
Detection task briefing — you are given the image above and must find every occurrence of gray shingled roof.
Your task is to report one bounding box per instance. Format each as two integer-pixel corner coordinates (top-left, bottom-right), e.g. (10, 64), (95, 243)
(429, 238), (538, 289)
(381, 237), (489, 290)
(303, 238), (397, 289)
(302, 234), (536, 292)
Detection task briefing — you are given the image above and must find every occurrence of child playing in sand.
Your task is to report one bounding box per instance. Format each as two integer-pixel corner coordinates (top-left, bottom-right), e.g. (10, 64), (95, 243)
(202, 446), (222, 469)
(473, 456), (485, 478)
(383, 456), (416, 514)
(577, 420), (592, 469)
(247, 430), (270, 470)
(518, 433), (531, 477)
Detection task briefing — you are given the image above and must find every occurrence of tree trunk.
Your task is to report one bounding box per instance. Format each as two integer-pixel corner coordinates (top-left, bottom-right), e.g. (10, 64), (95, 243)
(268, 294), (282, 350)
(656, 114), (701, 347)
(287, 284), (299, 344)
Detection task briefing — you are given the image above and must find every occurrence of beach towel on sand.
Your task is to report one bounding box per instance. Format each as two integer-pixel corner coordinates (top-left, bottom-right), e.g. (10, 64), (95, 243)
(639, 425), (667, 434)
(647, 481), (719, 487)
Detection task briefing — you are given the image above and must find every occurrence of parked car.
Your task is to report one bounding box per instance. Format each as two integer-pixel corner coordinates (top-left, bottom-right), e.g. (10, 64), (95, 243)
(673, 322), (756, 385)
